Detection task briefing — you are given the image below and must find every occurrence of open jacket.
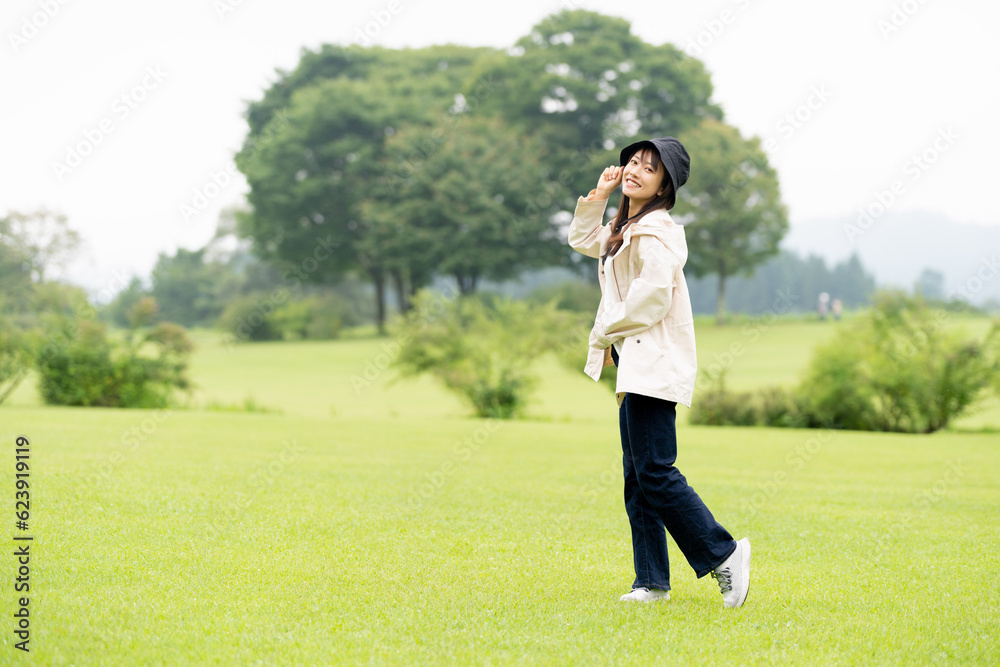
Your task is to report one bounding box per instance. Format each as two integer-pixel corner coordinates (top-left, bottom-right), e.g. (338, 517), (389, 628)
(567, 195), (697, 407)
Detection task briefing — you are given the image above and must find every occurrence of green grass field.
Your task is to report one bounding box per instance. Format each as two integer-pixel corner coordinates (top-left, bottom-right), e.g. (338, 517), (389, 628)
(1, 317), (998, 664)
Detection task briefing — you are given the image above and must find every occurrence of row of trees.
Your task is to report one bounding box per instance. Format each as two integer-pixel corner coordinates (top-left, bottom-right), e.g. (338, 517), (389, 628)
(234, 10), (788, 329)
(98, 235), (880, 335)
(686, 251), (875, 315)
(105, 228), (373, 338)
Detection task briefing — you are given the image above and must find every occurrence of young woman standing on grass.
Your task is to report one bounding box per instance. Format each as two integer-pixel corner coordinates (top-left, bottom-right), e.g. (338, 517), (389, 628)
(567, 137), (751, 607)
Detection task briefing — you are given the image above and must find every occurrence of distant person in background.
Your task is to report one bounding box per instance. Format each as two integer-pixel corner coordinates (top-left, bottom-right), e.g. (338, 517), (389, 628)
(818, 292), (830, 320)
(567, 137), (750, 608)
(832, 298), (843, 321)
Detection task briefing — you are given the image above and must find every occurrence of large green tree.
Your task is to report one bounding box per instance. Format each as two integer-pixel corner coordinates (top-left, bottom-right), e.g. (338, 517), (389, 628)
(234, 11), (777, 333)
(678, 118), (788, 325)
(238, 77), (393, 326)
(363, 116), (562, 298)
(236, 45), (498, 332)
(469, 10), (722, 200)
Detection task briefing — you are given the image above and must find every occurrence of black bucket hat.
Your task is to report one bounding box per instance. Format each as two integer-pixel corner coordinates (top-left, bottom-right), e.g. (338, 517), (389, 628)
(619, 136), (691, 196)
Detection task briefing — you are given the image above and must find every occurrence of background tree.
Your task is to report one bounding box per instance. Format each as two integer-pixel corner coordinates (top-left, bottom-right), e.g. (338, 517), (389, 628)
(236, 45), (496, 332)
(363, 116), (563, 297)
(686, 250), (876, 315)
(470, 9), (722, 200)
(0, 320), (29, 405)
(103, 277), (149, 328)
(829, 254), (877, 308)
(149, 248), (229, 327)
(915, 268), (946, 301)
(234, 13), (729, 331)
(0, 240), (33, 318)
(0, 209), (82, 283)
(677, 118), (788, 324)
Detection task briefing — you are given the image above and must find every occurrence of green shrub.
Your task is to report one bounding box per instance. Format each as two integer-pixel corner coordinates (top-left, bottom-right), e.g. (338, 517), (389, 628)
(688, 386), (759, 426)
(690, 294), (1000, 432)
(688, 370), (769, 426)
(689, 379), (811, 428)
(35, 316), (193, 409)
(218, 292), (344, 342)
(394, 293), (568, 419)
(0, 321), (31, 405)
(799, 292), (1000, 433)
(216, 293), (284, 342)
(275, 295), (343, 340)
(755, 386), (812, 428)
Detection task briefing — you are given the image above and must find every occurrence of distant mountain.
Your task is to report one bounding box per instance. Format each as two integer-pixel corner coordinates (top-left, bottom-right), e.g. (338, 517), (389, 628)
(781, 210), (1000, 305)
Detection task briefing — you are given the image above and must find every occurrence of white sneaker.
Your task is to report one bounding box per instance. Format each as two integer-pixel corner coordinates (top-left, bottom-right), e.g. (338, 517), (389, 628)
(711, 537), (751, 608)
(619, 587), (670, 603)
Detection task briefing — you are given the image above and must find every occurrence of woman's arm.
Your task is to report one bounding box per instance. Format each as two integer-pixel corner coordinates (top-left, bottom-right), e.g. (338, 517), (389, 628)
(567, 195), (609, 259)
(568, 165), (623, 259)
(594, 235), (678, 344)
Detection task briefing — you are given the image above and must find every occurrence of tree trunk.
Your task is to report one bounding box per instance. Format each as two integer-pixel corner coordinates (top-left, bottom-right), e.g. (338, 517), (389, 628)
(372, 270), (386, 335)
(391, 269), (411, 314)
(716, 271), (727, 326)
(456, 273), (477, 296)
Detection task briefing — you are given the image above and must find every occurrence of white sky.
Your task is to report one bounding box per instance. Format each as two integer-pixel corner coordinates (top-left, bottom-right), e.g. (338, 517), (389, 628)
(2, 0), (998, 299)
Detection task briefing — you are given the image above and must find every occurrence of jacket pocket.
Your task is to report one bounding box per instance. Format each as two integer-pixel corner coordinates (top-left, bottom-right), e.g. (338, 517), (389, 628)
(622, 331), (665, 358)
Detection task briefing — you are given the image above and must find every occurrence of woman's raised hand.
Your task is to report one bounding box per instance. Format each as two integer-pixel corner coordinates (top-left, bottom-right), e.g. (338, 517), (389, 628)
(594, 165), (622, 200)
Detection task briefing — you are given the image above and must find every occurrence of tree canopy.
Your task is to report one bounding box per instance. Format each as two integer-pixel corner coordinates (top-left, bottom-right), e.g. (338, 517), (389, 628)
(234, 9), (784, 329)
(677, 118), (788, 324)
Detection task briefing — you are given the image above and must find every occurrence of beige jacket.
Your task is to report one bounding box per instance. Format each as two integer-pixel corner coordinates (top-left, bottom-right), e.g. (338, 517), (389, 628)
(567, 196), (698, 407)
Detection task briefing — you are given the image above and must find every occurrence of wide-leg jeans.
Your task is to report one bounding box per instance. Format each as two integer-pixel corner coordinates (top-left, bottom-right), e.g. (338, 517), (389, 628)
(613, 346), (736, 590)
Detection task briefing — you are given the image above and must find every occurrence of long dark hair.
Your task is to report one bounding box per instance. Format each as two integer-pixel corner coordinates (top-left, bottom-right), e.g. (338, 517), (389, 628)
(603, 147), (675, 263)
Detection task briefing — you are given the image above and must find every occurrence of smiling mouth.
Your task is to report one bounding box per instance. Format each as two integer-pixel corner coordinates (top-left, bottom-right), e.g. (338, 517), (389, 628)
(625, 178), (640, 188)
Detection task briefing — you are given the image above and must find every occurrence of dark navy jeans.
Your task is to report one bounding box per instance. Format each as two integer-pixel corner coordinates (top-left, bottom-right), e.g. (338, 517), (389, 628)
(612, 345), (735, 589)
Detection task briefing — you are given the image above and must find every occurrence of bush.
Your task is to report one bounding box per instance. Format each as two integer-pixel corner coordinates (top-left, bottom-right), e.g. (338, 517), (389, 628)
(755, 386), (811, 428)
(692, 293), (1000, 432)
(688, 371), (808, 427)
(217, 293), (284, 341)
(35, 315), (193, 409)
(0, 321), (30, 405)
(799, 292), (1000, 433)
(688, 385), (759, 426)
(274, 295), (343, 340)
(394, 293), (568, 419)
(218, 292), (344, 342)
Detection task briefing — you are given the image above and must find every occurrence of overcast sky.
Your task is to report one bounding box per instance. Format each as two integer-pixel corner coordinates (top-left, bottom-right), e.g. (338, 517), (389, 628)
(3, 0), (998, 298)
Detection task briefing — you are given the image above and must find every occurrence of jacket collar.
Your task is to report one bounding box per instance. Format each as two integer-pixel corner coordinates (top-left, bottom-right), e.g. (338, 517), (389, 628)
(610, 210), (675, 260)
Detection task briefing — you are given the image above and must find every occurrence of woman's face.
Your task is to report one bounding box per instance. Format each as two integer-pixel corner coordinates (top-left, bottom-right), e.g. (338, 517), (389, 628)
(621, 148), (666, 204)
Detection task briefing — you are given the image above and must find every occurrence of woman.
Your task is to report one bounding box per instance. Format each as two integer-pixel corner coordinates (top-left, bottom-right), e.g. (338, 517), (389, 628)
(567, 137), (751, 608)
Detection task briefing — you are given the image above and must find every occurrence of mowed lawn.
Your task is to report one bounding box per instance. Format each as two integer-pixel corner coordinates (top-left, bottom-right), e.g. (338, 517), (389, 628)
(1, 316), (999, 664)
